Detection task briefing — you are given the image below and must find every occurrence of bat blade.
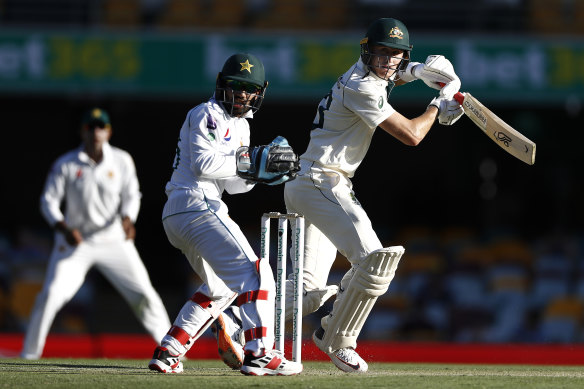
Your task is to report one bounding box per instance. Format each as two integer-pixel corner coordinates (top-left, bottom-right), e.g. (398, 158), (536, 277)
(457, 92), (536, 165)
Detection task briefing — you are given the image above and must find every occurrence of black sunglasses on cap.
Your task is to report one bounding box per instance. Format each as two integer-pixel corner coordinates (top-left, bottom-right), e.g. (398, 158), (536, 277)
(225, 79), (261, 94)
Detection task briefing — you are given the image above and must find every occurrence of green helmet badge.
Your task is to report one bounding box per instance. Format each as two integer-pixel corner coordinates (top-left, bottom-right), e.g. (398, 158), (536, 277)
(239, 59), (254, 73)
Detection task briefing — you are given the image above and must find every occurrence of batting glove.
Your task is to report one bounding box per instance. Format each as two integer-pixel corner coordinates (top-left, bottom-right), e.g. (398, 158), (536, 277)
(429, 96), (464, 126)
(399, 55), (461, 99)
(396, 61), (422, 83)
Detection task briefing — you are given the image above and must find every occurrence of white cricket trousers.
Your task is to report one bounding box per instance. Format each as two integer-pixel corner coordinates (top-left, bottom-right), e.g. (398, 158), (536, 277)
(161, 208), (275, 354)
(21, 235), (171, 359)
(284, 165), (383, 291)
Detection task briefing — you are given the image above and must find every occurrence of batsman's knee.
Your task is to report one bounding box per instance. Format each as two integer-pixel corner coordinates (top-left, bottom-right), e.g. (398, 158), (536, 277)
(356, 246), (405, 294)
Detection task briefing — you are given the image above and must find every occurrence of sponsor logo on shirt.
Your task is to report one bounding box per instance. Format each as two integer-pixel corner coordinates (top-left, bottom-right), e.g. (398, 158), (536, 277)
(224, 128), (231, 141)
(206, 114), (217, 129)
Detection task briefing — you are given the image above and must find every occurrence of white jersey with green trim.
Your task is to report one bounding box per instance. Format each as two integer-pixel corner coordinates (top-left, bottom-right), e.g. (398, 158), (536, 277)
(300, 59), (396, 178)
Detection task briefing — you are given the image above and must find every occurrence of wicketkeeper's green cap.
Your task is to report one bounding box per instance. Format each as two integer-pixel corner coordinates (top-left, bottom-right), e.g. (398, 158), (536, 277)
(360, 18), (412, 52)
(220, 53), (266, 88)
(82, 108), (111, 127)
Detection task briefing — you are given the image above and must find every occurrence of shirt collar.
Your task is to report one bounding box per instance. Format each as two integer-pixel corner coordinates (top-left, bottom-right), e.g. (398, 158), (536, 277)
(78, 142), (112, 165)
(357, 58), (393, 83)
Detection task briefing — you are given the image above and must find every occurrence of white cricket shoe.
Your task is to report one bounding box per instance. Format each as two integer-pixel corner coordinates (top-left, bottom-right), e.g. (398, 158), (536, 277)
(312, 327), (368, 373)
(240, 349), (303, 376)
(210, 306), (245, 369)
(148, 346), (184, 373)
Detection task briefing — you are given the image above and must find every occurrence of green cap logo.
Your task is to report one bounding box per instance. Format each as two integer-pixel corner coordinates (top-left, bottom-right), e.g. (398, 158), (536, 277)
(239, 59), (254, 73)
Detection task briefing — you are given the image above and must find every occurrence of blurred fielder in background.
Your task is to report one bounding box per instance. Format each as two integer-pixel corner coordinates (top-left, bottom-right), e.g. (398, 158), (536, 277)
(215, 18), (464, 373)
(21, 108), (172, 360)
(147, 53), (302, 376)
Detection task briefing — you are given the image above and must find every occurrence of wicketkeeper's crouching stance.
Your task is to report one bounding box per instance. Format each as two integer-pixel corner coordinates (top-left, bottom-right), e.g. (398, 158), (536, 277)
(148, 53), (301, 376)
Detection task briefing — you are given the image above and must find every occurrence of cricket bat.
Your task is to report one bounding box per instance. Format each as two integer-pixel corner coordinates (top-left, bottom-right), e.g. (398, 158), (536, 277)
(441, 82), (536, 165)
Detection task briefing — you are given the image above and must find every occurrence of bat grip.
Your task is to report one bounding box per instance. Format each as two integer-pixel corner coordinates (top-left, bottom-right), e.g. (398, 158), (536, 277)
(453, 92), (465, 105)
(438, 82), (465, 105)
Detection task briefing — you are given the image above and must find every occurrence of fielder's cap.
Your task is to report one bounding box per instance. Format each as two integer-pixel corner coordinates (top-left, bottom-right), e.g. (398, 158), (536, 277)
(220, 53), (265, 88)
(82, 108), (111, 127)
(361, 18), (412, 51)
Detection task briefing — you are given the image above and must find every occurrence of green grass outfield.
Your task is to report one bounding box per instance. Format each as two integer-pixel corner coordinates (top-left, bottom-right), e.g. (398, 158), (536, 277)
(1, 359), (584, 388)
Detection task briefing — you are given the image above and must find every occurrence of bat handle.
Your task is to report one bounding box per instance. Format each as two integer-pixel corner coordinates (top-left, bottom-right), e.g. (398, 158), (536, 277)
(438, 82), (465, 105)
(453, 92), (465, 105)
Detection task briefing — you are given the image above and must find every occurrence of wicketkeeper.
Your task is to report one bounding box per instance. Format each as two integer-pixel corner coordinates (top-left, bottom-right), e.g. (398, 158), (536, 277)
(148, 53), (302, 376)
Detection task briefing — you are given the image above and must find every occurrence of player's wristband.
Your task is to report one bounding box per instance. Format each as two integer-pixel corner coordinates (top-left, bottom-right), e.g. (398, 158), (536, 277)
(397, 62), (422, 83)
(428, 97), (442, 115)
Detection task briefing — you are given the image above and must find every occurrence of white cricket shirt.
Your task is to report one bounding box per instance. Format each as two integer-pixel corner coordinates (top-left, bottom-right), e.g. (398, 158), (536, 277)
(163, 97), (254, 218)
(301, 59), (396, 178)
(40, 142), (141, 241)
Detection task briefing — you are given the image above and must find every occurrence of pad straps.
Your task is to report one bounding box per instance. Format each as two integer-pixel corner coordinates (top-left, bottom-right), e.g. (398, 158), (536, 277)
(237, 289), (270, 342)
(236, 290), (269, 306)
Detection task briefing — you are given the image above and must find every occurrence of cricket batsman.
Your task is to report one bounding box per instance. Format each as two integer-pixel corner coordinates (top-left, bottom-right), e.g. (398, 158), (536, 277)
(213, 18), (464, 373)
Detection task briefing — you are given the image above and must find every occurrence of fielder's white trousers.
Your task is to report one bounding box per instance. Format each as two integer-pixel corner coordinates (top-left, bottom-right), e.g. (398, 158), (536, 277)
(21, 235), (171, 359)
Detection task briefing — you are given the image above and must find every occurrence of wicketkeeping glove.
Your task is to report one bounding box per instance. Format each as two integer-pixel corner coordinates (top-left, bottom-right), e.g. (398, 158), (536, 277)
(236, 136), (300, 185)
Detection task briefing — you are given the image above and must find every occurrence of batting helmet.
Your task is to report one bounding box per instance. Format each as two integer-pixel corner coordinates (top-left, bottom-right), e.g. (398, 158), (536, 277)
(360, 18), (412, 80)
(216, 53), (268, 117)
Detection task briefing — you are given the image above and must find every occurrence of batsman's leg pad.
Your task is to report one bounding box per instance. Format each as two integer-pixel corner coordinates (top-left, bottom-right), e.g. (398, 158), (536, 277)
(284, 280), (338, 321)
(319, 246), (404, 353)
